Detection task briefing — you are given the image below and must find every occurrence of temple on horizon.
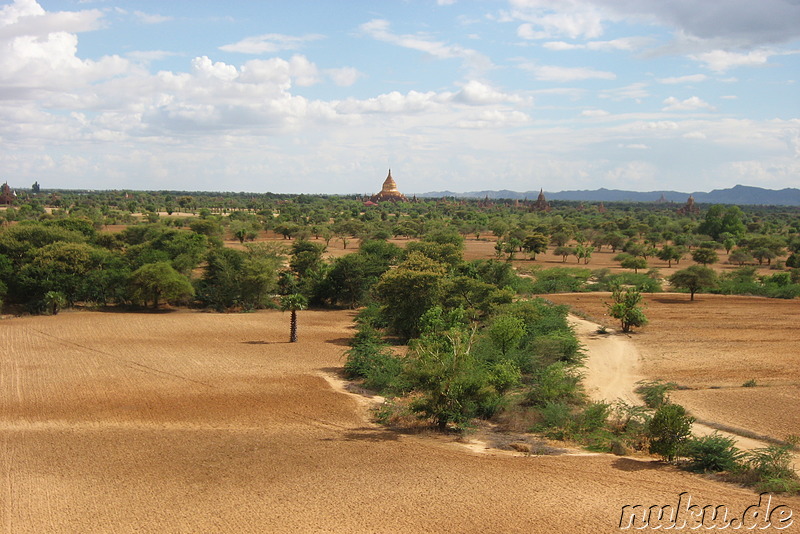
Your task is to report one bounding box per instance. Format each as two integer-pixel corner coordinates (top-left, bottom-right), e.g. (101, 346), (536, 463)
(370, 169), (408, 203)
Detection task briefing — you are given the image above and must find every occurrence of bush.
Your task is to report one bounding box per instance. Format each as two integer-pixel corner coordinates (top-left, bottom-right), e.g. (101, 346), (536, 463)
(529, 268), (591, 293)
(635, 380), (677, 408)
(738, 445), (800, 494)
(682, 433), (743, 473)
(526, 362), (584, 406)
(606, 286), (648, 333)
(647, 403), (694, 462)
(593, 271), (662, 293)
(344, 324), (408, 394)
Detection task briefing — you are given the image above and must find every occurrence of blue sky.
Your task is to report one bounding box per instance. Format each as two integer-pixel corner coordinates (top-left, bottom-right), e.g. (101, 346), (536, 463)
(1, 0), (798, 195)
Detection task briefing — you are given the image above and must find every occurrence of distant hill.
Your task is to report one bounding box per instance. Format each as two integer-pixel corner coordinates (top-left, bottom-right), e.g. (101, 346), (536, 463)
(417, 184), (800, 206)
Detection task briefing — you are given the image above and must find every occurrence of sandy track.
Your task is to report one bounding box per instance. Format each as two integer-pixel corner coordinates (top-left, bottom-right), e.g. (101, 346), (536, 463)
(552, 293), (800, 443)
(1, 310), (797, 533)
(569, 315), (781, 453)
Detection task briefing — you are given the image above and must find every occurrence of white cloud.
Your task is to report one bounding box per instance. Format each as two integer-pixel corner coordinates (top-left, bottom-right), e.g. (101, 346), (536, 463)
(521, 63), (616, 82)
(453, 80), (527, 105)
(334, 90), (445, 115)
(581, 109), (609, 117)
(689, 49), (776, 72)
(325, 67), (363, 87)
(126, 50), (180, 63)
(515, 8), (605, 40)
(133, 11), (171, 24)
(683, 131), (706, 139)
(662, 96), (714, 111)
(657, 74), (708, 84)
(543, 37), (648, 51)
(0, 2), (129, 93)
(456, 109), (530, 129)
(360, 18), (492, 75)
(620, 143), (649, 149)
(599, 82), (649, 101)
(219, 33), (324, 54)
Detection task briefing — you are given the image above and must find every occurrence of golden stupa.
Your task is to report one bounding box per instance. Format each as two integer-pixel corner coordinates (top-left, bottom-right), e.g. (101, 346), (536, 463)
(371, 169), (408, 202)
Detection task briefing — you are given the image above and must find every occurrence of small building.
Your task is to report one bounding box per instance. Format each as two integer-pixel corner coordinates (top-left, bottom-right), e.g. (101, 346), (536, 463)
(0, 183), (15, 205)
(677, 195), (700, 215)
(370, 170), (408, 203)
(532, 189), (550, 212)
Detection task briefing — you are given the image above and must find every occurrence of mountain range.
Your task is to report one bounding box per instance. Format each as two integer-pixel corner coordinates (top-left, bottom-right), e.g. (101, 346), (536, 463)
(417, 185), (800, 206)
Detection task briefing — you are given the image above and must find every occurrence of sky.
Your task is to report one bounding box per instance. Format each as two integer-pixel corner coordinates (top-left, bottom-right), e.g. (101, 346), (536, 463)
(1, 0), (799, 195)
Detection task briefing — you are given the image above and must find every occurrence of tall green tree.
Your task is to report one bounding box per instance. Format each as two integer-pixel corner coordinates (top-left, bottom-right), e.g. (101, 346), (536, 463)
(373, 252), (447, 339)
(668, 265), (718, 300)
(129, 262), (194, 309)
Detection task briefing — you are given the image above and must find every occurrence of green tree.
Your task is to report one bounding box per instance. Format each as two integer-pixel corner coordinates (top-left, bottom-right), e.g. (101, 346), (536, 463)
(405, 326), (498, 430)
(554, 246), (575, 263)
(486, 315), (525, 356)
(668, 265), (718, 300)
(575, 244), (594, 264)
(657, 245), (683, 268)
(606, 286), (648, 333)
(620, 255), (647, 274)
(522, 233), (549, 260)
(647, 403), (694, 463)
(698, 205), (745, 240)
(373, 252), (447, 339)
(691, 247), (718, 266)
(280, 293), (308, 343)
(728, 248), (754, 266)
(43, 291), (67, 315)
(129, 262), (194, 309)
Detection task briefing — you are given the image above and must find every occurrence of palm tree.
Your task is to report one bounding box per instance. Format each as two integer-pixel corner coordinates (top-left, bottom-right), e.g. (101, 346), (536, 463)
(280, 293), (308, 342)
(43, 291), (67, 315)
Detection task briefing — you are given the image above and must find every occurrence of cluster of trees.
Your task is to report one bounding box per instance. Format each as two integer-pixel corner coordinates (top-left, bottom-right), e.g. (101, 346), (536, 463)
(344, 244), (586, 430)
(0, 218), (286, 314)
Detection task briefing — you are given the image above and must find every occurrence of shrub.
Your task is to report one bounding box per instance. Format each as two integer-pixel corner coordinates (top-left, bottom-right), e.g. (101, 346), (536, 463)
(606, 286), (648, 333)
(593, 271), (662, 293)
(738, 445), (800, 494)
(529, 268), (591, 293)
(526, 362), (584, 406)
(742, 379), (757, 388)
(534, 401), (573, 439)
(635, 380), (677, 408)
(647, 403), (694, 463)
(682, 433), (743, 473)
(344, 324), (407, 394)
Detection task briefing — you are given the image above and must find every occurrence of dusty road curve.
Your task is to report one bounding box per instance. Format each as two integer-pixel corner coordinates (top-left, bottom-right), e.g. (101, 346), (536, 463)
(1, 310), (797, 533)
(570, 315), (787, 453)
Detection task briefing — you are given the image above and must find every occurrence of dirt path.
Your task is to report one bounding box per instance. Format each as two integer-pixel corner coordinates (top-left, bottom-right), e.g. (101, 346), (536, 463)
(570, 314), (784, 453)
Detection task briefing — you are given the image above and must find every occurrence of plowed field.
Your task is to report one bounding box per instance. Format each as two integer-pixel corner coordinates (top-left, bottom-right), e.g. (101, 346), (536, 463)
(1, 309), (797, 533)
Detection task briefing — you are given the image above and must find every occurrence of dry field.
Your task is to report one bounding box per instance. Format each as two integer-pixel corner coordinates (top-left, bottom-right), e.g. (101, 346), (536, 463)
(546, 293), (800, 442)
(2, 310), (797, 533)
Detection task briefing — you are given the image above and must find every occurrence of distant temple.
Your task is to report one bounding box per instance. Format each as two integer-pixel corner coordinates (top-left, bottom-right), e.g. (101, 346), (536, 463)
(0, 182), (15, 205)
(370, 169), (408, 203)
(677, 195), (700, 215)
(532, 189), (550, 212)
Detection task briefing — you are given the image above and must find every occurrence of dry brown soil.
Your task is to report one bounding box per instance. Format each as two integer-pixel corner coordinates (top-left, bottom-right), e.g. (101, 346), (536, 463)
(547, 293), (800, 443)
(3, 310), (796, 533)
